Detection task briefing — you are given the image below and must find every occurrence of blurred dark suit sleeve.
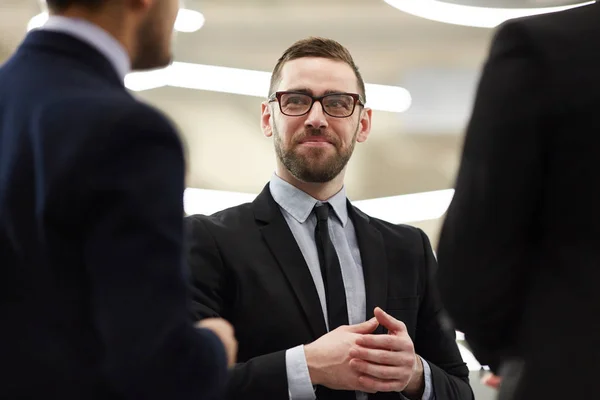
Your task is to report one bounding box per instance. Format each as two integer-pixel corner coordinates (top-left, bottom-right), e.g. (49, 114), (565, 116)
(436, 21), (547, 372)
(82, 106), (228, 399)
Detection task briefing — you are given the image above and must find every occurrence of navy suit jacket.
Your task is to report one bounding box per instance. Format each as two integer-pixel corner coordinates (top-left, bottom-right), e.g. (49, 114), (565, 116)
(0, 30), (226, 399)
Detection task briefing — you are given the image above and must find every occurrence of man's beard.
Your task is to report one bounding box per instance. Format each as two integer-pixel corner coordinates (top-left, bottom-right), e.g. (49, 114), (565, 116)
(273, 121), (358, 183)
(131, 13), (174, 71)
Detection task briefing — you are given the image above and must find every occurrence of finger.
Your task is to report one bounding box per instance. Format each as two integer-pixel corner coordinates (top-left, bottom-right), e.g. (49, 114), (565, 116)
(356, 334), (413, 352)
(349, 346), (410, 367)
(355, 370), (408, 393)
(346, 317), (379, 333)
(374, 307), (407, 333)
(350, 359), (405, 381)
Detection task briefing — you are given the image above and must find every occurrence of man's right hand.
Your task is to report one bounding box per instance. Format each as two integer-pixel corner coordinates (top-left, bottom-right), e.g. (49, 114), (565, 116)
(197, 318), (238, 368)
(481, 372), (502, 389)
(304, 317), (379, 392)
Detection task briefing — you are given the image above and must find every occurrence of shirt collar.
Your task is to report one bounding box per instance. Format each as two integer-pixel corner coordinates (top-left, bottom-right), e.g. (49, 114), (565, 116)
(269, 173), (349, 226)
(41, 16), (131, 82)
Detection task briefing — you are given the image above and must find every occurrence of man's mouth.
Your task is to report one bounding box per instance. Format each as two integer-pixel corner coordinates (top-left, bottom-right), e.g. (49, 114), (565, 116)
(298, 136), (334, 146)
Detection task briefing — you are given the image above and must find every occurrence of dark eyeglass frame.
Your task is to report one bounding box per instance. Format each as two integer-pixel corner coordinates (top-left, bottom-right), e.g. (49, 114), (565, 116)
(268, 91), (365, 118)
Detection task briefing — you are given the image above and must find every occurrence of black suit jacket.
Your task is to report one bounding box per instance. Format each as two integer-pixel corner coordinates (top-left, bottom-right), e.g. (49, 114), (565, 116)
(436, 4), (600, 399)
(0, 30), (226, 400)
(187, 184), (472, 400)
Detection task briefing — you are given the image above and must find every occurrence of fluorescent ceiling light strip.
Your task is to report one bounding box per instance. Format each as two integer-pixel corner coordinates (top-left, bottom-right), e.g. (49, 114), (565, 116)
(174, 8), (205, 32)
(353, 189), (455, 223)
(183, 187), (453, 223)
(126, 62), (413, 113)
(27, 8), (205, 32)
(183, 188), (257, 216)
(383, 0), (594, 28)
(168, 62), (273, 97)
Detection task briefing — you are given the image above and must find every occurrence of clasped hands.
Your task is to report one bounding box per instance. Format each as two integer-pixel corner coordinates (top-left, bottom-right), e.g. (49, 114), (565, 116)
(305, 307), (424, 396)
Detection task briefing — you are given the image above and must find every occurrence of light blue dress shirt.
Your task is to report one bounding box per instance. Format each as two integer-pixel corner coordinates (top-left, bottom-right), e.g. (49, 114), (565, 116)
(40, 15), (131, 82)
(269, 175), (433, 400)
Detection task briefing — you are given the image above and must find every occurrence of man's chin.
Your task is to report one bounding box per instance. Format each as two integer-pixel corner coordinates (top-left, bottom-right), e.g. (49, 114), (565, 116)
(296, 156), (337, 172)
(293, 145), (336, 160)
(295, 171), (334, 184)
(291, 163), (339, 183)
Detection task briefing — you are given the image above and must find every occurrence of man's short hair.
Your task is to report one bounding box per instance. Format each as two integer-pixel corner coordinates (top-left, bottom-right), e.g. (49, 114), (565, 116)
(46, 0), (105, 12)
(269, 37), (367, 102)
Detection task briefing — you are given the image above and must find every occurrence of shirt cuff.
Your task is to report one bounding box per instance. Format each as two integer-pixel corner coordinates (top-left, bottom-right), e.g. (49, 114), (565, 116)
(421, 356), (434, 400)
(285, 345), (316, 400)
(400, 356), (435, 400)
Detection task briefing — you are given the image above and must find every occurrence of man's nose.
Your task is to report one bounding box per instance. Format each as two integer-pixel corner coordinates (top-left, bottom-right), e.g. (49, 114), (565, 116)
(304, 101), (328, 129)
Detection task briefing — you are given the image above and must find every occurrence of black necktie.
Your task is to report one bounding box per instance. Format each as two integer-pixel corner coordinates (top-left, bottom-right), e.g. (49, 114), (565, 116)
(314, 204), (354, 399)
(314, 203), (349, 330)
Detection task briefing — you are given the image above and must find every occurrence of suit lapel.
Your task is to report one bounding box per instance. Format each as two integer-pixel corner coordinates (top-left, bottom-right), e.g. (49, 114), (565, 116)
(348, 203), (388, 330)
(253, 184), (328, 339)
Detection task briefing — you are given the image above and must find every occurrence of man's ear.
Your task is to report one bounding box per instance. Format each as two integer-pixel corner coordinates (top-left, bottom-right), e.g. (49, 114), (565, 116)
(356, 107), (372, 143)
(129, 0), (152, 12)
(261, 101), (274, 138)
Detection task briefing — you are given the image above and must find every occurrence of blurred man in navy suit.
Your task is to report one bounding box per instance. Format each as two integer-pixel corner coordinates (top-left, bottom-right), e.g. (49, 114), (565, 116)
(0, 1), (236, 399)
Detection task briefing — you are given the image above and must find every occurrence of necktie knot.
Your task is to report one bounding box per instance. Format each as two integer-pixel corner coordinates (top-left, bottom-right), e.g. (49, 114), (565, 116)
(314, 203), (330, 222)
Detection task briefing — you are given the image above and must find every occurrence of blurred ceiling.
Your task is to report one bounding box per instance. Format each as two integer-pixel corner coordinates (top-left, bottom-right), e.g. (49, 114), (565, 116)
(445, 0), (588, 5)
(0, 0), (506, 243)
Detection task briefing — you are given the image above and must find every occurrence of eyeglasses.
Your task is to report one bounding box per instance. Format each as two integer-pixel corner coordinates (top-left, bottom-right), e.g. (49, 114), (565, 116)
(268, 91), (365, 118)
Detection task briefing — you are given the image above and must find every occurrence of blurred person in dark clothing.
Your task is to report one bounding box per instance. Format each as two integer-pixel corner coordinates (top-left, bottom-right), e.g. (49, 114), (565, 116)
(0, 0), (236, 399)
(437, 3), (600, 399)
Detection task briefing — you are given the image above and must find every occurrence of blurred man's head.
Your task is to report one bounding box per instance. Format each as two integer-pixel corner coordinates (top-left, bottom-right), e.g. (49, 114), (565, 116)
(46, 0), (179, 71)
(261, 37), (372, 184)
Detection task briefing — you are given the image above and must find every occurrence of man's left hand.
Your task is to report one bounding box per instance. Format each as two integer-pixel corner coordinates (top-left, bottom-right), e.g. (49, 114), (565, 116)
(348, 307), (425, 397)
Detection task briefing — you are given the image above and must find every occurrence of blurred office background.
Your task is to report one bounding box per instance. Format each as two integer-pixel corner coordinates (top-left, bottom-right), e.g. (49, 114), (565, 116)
(1, 0), (593, 398)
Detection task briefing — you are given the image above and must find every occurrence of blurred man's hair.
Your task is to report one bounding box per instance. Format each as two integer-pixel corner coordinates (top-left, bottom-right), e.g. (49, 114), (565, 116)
(269, 37), (366, 102)
(46, 0), (105, 12)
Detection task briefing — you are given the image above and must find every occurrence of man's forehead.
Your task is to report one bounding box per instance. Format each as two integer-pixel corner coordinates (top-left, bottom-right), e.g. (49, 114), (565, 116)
(277, 57), (358, 93)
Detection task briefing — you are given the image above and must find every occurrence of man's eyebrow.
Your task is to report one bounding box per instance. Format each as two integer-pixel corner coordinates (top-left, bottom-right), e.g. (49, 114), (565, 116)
(283, 88), (350, 96)
(284, 87), (312, 94)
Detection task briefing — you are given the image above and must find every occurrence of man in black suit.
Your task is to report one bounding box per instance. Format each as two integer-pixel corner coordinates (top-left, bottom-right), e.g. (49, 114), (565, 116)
(186, 37), (473, 400)
(436, 3), (600, 399)
(0, 1), (237, 399)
